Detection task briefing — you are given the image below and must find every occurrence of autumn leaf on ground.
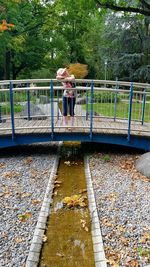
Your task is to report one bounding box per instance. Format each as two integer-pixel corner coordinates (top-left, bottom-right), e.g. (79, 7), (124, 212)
(79, 189), (87, 194)
(42, 234), (47, 242)
(0, 162), (5, 168)
(14, 237), (23, 244)
(21, 192), (32, 198)
(80, 219), (89, 232)
(24, 157), (33, 164)
(31, 199), (41, 205)
(106, 251), (121, 266)
(125, 258), (139, 267)
(18, 212), (32, 222)
(64, 161), (71, 166)
(3, 171), (19, 179)
(53, 191), (58, 196)
(54, 180), (62, 185)
(63, 194), (87, 208)
(30, 169), (37, 178)
(4, 191), (12, 198)
(139, 232), (150, 243)
(101, 217), (113, 227)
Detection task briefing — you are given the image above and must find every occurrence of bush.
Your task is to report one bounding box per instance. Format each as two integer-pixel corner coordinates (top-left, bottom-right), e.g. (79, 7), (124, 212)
(93, 91), (120, 103)
(1, 104), (22, 115)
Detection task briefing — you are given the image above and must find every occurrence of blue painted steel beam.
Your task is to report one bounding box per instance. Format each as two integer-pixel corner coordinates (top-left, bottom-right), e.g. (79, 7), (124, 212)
(27, 84), (31, 120)
(50, 80), (54, 139)
(9, 81), (15, 140)
(0, 133), (149, 151)
(141, 89), (146, 125)
(127, 82), (133, 142)
(90, 81), (94, 140)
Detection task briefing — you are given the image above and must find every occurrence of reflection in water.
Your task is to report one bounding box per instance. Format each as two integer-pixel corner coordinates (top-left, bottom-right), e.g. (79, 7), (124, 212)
(39, 142), (95, 267)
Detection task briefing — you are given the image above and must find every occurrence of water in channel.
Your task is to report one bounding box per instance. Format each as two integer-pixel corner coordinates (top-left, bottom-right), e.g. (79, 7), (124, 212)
(39, 142), (95, 267)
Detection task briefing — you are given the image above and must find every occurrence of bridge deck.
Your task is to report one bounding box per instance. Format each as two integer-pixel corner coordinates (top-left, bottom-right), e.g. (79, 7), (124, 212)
(0, 116), (149, 137)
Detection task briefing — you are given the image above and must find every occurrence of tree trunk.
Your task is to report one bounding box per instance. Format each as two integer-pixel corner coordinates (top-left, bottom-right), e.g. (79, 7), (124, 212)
(4, 50), (11, 80)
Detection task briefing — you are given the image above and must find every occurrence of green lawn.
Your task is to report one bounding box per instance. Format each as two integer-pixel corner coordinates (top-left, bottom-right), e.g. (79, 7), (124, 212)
(84, 101), (150, 122)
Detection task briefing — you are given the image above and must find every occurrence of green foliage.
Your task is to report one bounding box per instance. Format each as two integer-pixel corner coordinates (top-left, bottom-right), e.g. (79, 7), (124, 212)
(1, 103), (22, 114)
(93, 91), (120, 103)
(102, 154), (110, 162)
(0, 0), (149, 82)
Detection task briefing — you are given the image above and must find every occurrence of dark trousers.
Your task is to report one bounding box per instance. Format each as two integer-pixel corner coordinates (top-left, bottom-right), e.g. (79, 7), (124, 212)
(63, 96), (76, 116)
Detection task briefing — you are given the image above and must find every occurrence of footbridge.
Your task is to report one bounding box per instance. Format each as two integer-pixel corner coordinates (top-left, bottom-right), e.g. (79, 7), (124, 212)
(0, 79), (150, 150)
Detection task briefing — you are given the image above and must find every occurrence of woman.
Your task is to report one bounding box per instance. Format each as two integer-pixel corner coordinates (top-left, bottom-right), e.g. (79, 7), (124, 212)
(56, 68), (76, 126)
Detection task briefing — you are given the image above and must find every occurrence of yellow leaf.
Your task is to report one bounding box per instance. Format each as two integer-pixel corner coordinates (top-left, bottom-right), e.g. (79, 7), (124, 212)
(42, 234), (47, 242)
(31, 199), (41, 205)
(64, 161), (71, 166)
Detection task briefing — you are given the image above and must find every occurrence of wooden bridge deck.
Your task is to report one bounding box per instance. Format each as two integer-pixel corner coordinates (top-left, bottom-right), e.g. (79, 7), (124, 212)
(0, 116), (149, 137)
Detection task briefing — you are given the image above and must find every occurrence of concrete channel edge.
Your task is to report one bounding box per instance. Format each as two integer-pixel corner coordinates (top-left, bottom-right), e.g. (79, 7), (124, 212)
(84, 155), (107, 267)
(25, 154), (60, 267)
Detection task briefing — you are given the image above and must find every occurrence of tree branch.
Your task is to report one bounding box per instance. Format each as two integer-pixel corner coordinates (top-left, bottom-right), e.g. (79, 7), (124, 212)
(140, 0), (150, 10)
(94, 0), (150, 16)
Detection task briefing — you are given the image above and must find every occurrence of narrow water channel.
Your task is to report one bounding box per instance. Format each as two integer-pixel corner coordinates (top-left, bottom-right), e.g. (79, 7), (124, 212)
(39, 142), (95, 267)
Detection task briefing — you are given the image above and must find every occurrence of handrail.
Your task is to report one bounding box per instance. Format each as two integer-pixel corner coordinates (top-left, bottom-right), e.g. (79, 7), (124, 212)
(0, 79), (150, 89)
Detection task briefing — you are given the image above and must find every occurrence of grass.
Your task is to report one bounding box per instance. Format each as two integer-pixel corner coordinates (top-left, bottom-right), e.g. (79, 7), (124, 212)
(84, 101), (150, 122)
(1, 104), (22, 115)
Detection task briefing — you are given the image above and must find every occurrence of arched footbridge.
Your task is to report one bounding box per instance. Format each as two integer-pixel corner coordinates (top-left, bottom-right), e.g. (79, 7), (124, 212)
(0, 79), (150, 150)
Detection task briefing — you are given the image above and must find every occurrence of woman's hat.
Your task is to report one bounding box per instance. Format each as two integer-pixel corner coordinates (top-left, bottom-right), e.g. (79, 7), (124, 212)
(57, 68), (67, 76)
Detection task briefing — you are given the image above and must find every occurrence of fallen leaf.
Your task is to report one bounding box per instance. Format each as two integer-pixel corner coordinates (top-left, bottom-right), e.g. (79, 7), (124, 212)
(63, 194), (87, 208)
(31, 199), (41, 205)
(30, 169), (37, 178)
(42, 234), (47, 242)
(54, 180), (62, 184)
(18, 212), (32, 222)
(24, 157), (33, 164)
(14, 237), (23, 244)
(21, 192), (32, 198)
(0, 162), (5, 168)
(79, 189), (87, 194)
(80, 219), (89, 232)
(64, 161), (71, 166)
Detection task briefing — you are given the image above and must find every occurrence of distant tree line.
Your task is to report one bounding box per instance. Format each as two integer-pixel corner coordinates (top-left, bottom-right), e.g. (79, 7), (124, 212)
(0, 0), (149, 82)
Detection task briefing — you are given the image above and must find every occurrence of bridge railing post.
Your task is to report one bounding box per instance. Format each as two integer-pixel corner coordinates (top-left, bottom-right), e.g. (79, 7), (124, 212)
(9, 81), (15, 141)
(114, 78), (119, 122)
(127, 82), (133, 142)
(50, 80), (54, 139)
(141, 88), (146, 125)
(86, 82), (89, 120)
(57, 89), (60, 120)
(90, 81), (94, 140)
(27, 83), (31, 120)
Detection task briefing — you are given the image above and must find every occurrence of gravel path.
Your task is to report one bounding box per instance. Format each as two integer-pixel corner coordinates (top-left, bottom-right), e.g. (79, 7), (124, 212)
(0, 143), (57, 267)
(89, 151), (150, 267)
(1, 142), (150, 267)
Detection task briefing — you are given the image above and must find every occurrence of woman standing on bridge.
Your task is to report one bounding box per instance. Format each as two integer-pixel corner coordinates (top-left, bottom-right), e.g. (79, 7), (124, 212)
(56, 68), (76, 127)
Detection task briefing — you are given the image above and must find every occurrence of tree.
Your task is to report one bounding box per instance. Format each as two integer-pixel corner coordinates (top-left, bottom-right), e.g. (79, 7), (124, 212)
(94, 0), (150, 16)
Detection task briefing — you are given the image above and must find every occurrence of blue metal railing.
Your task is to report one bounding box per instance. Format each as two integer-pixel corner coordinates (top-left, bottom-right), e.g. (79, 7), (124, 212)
(141, 89), (146, 125)
(9, 81), (15, 140)
(127, 82), (133, 142)
(0, 79), (149, 149)
(90, 81), (94, 140)
(50, 80), (54, 139)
